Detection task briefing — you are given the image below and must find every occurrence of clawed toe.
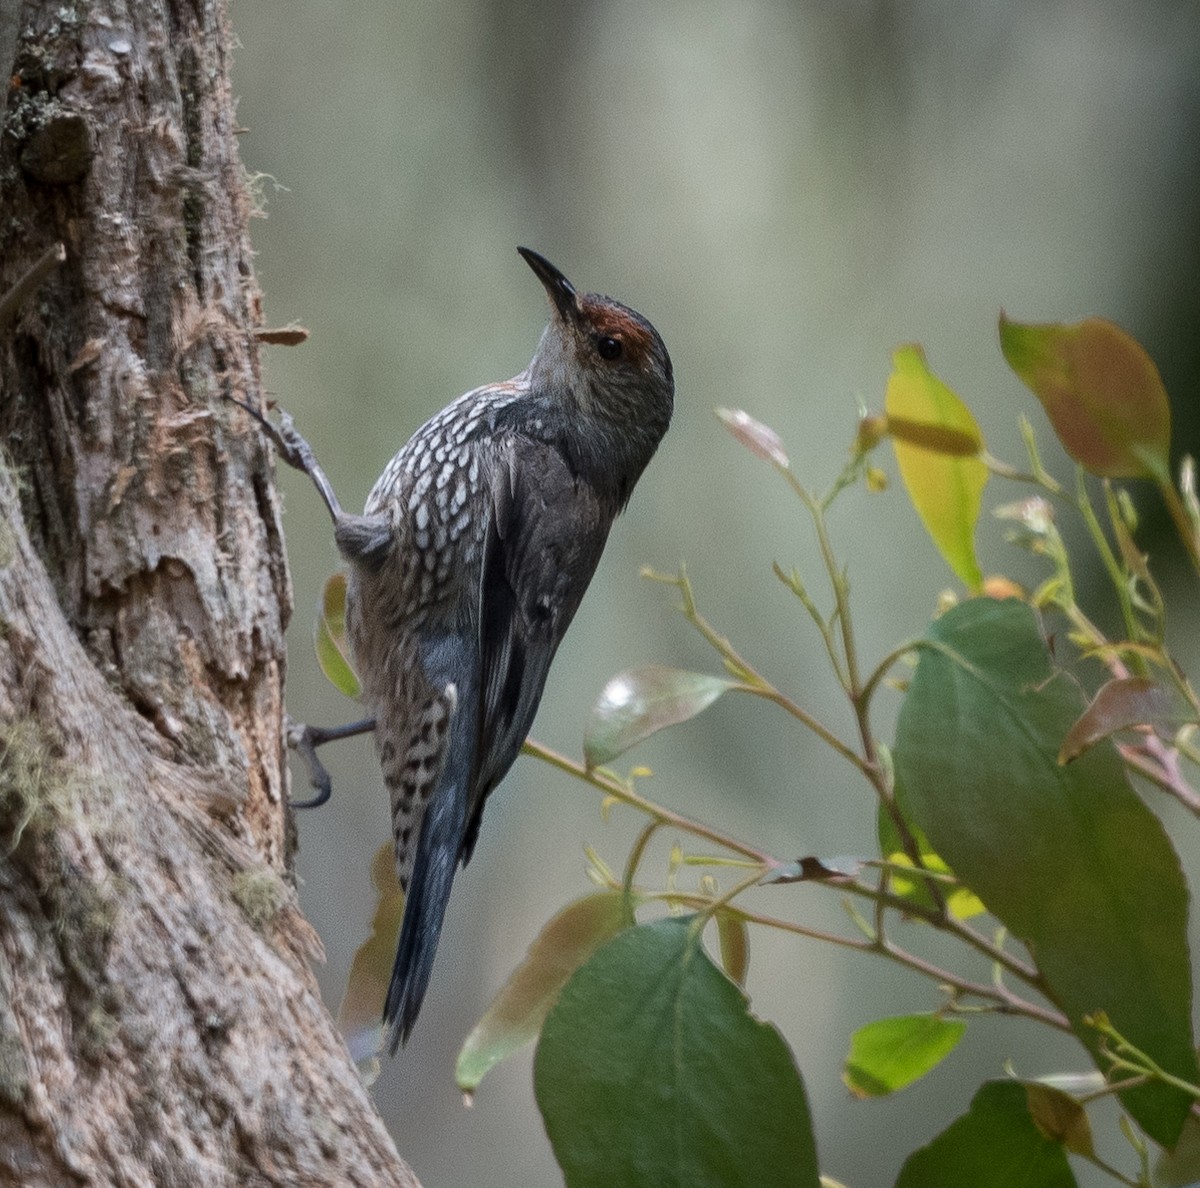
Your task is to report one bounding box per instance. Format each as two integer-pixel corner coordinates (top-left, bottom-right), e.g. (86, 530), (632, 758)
(285, 716), (377, 809)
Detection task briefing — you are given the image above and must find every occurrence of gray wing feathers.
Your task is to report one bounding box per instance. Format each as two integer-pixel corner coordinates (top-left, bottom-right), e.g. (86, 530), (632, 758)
(469, 438), (611, 819)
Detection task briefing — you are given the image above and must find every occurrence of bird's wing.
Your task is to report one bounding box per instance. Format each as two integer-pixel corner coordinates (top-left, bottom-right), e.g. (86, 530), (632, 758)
(460, 435), (612, 861)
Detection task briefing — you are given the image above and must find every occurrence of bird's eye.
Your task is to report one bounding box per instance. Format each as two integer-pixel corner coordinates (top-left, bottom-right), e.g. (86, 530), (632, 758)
(596, 336), (623, 361)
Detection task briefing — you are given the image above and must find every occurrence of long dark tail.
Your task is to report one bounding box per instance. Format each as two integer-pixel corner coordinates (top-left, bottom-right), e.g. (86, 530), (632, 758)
(383, 662), (477, 1050)
(384, 779), (466, 1049)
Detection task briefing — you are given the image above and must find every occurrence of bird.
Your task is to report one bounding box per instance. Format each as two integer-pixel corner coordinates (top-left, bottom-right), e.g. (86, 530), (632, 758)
(242, 248), (673, 1050)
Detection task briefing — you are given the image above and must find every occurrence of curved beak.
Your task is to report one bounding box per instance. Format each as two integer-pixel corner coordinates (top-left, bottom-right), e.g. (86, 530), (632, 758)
(517, 247), (580, 324)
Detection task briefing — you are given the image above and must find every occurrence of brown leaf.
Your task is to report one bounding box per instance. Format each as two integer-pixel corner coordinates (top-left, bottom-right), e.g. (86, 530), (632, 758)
(1059, 676), (1181, 764)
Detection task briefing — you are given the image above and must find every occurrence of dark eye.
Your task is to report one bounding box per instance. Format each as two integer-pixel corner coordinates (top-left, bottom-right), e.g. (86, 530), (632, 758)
(596, 336), (623, 361)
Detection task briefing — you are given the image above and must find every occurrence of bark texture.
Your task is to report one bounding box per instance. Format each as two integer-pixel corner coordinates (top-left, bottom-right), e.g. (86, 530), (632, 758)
(0, 1), (417, 1184)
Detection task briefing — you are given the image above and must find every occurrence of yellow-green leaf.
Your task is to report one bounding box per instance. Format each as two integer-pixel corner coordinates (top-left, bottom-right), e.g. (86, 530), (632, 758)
(843, 1014), (966, 1098)
(715, 908), (750, 987)
(886, 345), (987, 590)
(887, 851), (986, 921)
(314, 572), (361, 698)
(879, 790), (985, 920)
(456, 892), (631, 1094)
(999, 315), (1171, 482)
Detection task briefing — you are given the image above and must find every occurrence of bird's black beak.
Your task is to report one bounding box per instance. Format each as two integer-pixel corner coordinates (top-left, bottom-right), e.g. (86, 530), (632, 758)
(518, 247), (580, 324)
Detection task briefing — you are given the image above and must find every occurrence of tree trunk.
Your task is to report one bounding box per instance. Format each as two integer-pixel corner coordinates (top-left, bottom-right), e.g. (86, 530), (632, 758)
(0, 2), (418, 1183)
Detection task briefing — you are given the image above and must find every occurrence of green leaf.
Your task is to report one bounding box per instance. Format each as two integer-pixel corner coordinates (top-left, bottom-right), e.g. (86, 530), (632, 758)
(999, 315), (1172, 482)
(584, 666), (737, 769)
(894, 598), (1197, 1146)
(336, 843), (405, 1074)
(896, 1081), (1077, 1188)
(456, 892), (630, 1095)
(534, 917), (819, 1188)
(314, 572), (361, 698)
(1059, 676), (1185, 763)
(843, 1014), (966, 1098)
(885, 345), (987, 590)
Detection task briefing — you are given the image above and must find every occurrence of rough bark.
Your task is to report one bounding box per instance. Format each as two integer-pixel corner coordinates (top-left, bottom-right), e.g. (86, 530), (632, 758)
(0, 1), (417, 1184)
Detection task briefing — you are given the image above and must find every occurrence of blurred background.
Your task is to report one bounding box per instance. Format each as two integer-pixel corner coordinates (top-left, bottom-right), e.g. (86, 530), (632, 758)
(232, 2), (1200, 1184)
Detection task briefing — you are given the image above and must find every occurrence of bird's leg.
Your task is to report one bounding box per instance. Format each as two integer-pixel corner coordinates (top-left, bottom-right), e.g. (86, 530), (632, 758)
(229, 396), (395, 571)
(287, 716), (377, 808)
(229, 399), (389, 807)
(227, 396), (345, 524)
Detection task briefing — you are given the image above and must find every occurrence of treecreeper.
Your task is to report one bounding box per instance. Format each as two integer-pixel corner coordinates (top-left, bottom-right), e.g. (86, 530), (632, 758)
(236, 249), (674, 1050)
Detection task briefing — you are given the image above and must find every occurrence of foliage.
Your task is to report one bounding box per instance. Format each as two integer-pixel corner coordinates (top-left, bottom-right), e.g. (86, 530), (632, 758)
(321, 315), (1200, 1185)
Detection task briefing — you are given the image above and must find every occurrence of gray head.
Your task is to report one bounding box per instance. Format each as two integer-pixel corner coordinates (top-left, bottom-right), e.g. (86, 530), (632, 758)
(518, 247), (674, 441)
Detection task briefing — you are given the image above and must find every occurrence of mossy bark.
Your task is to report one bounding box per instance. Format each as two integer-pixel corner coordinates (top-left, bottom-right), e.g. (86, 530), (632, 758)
(0, 2), (416, 1183)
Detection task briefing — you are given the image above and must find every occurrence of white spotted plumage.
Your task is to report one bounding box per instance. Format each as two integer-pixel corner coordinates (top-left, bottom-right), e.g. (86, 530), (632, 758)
(331, 250), (673, 1049)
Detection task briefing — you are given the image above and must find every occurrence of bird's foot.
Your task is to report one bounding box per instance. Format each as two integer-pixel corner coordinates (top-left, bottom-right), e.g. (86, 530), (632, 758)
(286, 716), (376, 808)
(226, 396), (345, 523)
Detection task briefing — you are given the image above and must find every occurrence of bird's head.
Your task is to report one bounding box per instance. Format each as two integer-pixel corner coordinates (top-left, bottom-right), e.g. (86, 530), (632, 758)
(519, 247), (674, 448)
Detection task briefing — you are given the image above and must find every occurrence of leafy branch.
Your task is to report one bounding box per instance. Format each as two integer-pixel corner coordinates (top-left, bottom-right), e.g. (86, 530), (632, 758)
(316, 312), (1200, 1187)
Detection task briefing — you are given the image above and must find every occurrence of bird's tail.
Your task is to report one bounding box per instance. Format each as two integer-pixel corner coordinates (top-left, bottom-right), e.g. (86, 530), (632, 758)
(383, 679), (474, 1051)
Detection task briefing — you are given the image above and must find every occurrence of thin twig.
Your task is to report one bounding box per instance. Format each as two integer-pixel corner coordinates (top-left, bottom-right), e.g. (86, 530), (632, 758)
(752, 686), (867, 771)
(664, 892), (1070, 1032)
(1159, 477), (1200, 581)
(623, 819), (662, 900)
(522, 738), (773, 867)
(527, 736), (1048, 992)
(645, 568), (867, 773)
(1120, 740), (1200, 815)
(840, 878), (1041, 987)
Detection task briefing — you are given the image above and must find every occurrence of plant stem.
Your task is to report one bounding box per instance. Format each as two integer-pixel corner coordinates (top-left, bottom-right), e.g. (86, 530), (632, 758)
(1074, 470), (1143, 667)
(623, 819), (662, 901)
(663, 893), (1070, 1032)
(522, 738), (772, 866)
(648, 567), (868, 773)
(1120, 741), (1200, 816)
(839, 878), (1040, 988)
(1159, 477), (1200, 580)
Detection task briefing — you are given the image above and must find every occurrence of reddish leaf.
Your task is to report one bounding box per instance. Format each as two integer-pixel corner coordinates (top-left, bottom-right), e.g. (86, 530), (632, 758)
(1024, 1082), (1096, 1159)
(1059, 676), (1183, 764)
(999, 315), (1171, 482)
(716, 407), (790, 469)
(337, 844), (405, 1070)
